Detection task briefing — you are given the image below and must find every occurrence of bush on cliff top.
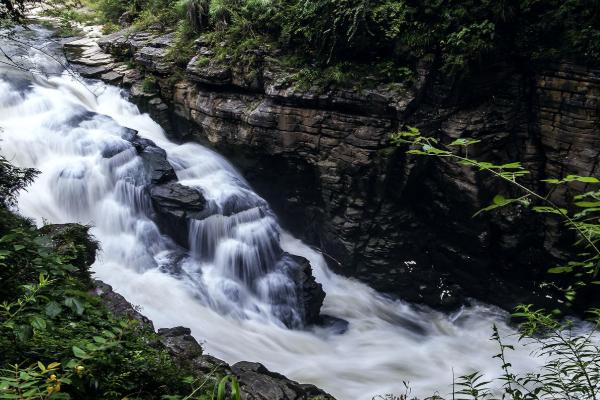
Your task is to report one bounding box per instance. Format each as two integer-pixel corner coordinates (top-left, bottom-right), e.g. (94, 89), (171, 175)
(95, 0), (600, 80)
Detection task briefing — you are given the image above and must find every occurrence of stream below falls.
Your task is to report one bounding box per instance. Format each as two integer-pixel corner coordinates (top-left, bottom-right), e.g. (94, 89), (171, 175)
(0, 26), (544, 399)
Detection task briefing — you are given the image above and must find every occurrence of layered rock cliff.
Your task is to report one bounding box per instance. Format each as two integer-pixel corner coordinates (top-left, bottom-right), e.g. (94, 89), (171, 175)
(64, 29), (600, 311)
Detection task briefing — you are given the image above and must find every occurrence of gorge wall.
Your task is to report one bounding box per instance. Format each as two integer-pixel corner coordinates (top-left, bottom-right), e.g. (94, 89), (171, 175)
(66, 29), (600, 311)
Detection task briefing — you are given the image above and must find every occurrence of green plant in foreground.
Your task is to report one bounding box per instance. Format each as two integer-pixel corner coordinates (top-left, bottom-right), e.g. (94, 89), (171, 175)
(389, 127), (600, 399)
(392, 127), (600, 305)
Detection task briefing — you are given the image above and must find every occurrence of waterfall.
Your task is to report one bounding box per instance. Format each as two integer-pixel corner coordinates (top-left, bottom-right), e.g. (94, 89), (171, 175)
(0, 26), (543, 399)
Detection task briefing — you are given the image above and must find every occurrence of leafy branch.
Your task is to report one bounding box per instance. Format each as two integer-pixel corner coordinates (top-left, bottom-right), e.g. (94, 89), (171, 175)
(392, 127), (600, 299)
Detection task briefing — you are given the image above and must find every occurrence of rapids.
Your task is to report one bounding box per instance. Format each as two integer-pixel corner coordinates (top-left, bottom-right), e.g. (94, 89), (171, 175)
(0, 26), (543, 399)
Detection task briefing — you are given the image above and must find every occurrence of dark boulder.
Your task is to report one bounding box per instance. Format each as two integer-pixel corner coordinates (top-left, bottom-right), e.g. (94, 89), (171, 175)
(231, 361), (335, 400)
(316, 315), (349, 334)
(287, 254), (326, 326)
(149, 182), (206, 218)
(157, 326), (203, 361)
(128, 134), (177, 184)
(148, 181), (210, 247)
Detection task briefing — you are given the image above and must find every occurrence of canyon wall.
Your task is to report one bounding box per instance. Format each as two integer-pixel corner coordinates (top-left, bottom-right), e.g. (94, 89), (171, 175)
(67, 30), (600, 310)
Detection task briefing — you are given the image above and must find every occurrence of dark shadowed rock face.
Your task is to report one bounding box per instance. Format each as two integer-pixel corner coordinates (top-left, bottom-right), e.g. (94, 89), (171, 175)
(149, 182), (206, 218)
(157, 326), (203, 360)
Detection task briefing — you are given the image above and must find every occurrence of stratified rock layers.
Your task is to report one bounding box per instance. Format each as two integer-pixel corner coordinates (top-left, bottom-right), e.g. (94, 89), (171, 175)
(66, 30), (600, 310)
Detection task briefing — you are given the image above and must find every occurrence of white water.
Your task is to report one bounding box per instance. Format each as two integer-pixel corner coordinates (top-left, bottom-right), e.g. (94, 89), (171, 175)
(0, 28), (543, 399)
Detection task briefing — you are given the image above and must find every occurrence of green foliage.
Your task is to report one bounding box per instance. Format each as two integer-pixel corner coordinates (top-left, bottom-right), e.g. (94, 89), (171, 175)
(88, 0), (599, 89)
(214, 375), (240, 400)
(93, 0), (132, 23)
(0, 157), (209, 400)
(141, 76), (158, 92)
(0, 156), (37, 208)
(449, 311), (600, 400)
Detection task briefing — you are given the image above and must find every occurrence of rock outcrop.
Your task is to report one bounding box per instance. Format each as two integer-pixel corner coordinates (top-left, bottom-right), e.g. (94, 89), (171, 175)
(64, 28), (600, 311)
(95, 285), (334, 400)
(39, 223), (99, 283)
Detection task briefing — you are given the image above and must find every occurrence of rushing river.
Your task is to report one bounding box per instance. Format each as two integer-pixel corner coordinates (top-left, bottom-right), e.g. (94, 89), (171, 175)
(0, 26), (543, 399)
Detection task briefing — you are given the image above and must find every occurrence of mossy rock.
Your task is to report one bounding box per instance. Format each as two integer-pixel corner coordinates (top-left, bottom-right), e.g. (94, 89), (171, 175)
(39, 223), (98, 282)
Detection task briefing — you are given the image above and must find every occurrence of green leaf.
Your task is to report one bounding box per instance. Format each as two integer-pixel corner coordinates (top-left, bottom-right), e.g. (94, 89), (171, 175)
(449, 138), (481, 147)
(574, 201), (600, 208)
(548, 266), (573, 274)
(532, 206), (567, 215)
(543, 178), (562, 184)
(499, 162), (523, 169)
(30, 316), (46, 331)
(93, 336), (107, 344)
(12, 244), (25, 251)
(47, 362), (60, 370)
(473, 195), (526, 217)
(14, 325), (32, 342)
(64, 297), (85, 316)
(72, 346), (90, 359)
(567, 175), (599, 183)
(45, 301), (62, 318)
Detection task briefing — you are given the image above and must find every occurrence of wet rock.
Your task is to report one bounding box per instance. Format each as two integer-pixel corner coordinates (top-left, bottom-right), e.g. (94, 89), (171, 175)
(231, 362), (335, 400)
(75, 63), (115, 78)
(149, 182), (206, 219)
(63, 37), (97, 59)
(157, 326), (203, 360)
(287, 254), (326, 326)
(148, 182), (209, 247)
(156, 329), (336, 399)
(92, 280), (155, 330)
(100, 70), (123, 84)
(316, 315), (349, 334)
(128, 135), (177, 184)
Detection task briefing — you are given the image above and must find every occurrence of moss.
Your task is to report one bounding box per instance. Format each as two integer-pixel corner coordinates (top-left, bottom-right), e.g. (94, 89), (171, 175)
(141, 76), (158, 93)
(195, 55), (210, 67)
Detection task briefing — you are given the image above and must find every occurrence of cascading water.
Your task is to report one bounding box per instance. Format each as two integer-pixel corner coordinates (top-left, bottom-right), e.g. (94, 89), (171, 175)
(0, 26), (544, 399)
